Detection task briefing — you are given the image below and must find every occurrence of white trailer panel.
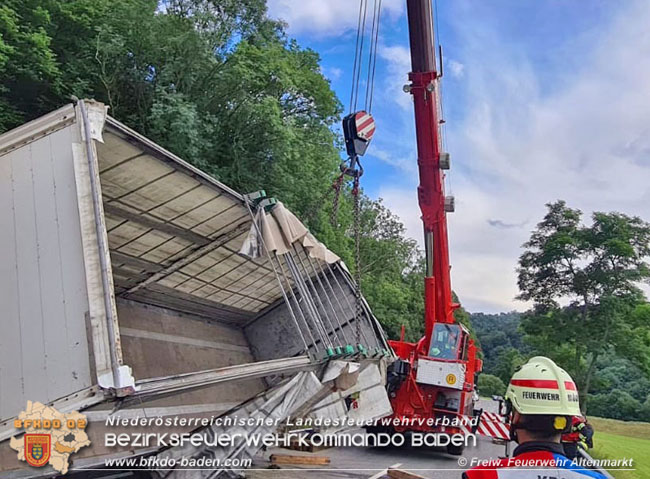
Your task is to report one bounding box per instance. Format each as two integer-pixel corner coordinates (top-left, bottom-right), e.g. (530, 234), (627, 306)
(0, 113), (93, 420)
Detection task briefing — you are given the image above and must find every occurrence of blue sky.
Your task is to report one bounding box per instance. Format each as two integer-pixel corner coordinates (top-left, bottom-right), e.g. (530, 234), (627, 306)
(268, 0), (650, 313)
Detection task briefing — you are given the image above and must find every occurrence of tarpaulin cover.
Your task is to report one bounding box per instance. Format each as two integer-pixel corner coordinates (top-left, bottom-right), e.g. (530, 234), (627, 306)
(240, 201), (341, 264)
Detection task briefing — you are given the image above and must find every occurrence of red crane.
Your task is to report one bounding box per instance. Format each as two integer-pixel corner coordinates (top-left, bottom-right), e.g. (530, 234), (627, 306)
(384, 0), (483, 454)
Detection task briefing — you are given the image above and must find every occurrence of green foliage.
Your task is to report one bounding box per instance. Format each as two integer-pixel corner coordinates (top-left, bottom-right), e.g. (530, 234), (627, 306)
(356, 197), (424, 341)
(477, 373), (506, 398)
(517, 200), (650, 412)
(588, 389), (650, 422)
(471, 312), (526, 383)
(0, 1), (61, 129)
(590, 428), (650, 479)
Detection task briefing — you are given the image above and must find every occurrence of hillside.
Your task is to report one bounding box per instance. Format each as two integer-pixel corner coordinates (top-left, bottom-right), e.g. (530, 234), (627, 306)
(471, 312), (650, 421)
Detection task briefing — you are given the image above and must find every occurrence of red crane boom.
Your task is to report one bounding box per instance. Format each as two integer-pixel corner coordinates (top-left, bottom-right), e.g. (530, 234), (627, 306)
(383, 0), (483, 454)
(406, 0), (456, 343)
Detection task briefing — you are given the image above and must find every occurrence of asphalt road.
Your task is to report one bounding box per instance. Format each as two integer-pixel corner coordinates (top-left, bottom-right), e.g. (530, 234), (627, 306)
(246, 400), (513, 479)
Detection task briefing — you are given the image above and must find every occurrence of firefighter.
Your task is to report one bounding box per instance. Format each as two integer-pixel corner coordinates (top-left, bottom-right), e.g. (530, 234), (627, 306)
(562, 416), (595, 459)
(463, 357), (606, 479)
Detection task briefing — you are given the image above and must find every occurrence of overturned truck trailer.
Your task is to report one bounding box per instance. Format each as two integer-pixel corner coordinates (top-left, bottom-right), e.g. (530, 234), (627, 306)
(0, 101), (392, 478)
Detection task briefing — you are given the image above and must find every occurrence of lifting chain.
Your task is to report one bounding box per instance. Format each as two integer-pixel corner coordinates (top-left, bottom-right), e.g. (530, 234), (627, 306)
(330, 155), (365, 349)
(330, 173), (345, 227)
(352, 174), (363, 347)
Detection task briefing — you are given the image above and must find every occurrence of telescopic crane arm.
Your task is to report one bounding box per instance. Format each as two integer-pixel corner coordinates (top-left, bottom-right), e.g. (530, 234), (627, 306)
(405, 0), (457, 351)
(384, 2), (482, 444)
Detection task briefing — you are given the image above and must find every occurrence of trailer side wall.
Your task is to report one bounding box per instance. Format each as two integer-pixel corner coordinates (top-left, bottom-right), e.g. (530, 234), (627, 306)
(0, 123), (93, 420)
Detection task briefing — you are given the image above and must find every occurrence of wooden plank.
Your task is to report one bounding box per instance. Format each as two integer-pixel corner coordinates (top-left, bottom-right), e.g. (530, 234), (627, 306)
(283, 437), (331, 453)
(387, 468), (429, 479)
(367, 463), (402, 479)
(270, 454), (330, 466)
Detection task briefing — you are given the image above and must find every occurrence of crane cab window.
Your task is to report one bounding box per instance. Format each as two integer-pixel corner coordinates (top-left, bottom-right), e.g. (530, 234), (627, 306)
(429, 324), (461, 360)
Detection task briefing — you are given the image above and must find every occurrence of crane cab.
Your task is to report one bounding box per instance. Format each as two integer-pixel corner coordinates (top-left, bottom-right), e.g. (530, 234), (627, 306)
(387, 322), (483, 429)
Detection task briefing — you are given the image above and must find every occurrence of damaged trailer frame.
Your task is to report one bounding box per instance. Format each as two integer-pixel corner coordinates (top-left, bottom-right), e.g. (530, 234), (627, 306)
(0, 100), (392, 477)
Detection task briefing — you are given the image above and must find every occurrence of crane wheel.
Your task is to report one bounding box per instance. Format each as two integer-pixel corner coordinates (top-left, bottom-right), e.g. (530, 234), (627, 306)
(447, 443), (465, 456)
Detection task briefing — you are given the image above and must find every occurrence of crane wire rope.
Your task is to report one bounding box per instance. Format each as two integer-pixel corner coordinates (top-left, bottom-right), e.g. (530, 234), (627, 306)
(348, 0), (366, 115)
(354, 0), (370, 112)
(332, 0), (385, 352)
(365, 0), (383, 113)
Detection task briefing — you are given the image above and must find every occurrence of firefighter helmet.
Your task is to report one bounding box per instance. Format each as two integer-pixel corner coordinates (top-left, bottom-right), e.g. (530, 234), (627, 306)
(505, 356), (581, 417)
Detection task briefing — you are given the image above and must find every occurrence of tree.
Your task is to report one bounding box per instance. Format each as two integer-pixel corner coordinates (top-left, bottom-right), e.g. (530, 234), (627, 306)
(0, 1), (62, 129)
(517, 200), (650, 411)
(0, 0), (342, 219)
(477, 374), (506, 398)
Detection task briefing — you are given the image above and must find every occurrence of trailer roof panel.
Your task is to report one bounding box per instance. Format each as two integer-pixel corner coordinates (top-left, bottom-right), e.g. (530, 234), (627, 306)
(97, 118), (288, 325)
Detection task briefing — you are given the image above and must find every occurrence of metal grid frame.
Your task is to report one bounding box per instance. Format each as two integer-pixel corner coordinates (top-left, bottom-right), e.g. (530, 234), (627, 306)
(96, 121), (295, 325)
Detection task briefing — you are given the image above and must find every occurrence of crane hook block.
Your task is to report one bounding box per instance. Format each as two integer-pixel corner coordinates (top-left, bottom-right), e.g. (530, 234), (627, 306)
(343, 111), (375, 157)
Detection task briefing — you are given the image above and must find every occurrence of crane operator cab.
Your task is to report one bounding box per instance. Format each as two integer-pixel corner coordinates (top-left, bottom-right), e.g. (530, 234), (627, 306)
(429, 323), (463, 360)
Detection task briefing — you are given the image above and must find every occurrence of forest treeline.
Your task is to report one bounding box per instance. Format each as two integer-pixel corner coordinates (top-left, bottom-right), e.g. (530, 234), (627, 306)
(2, 1), (648, 421)
(474, 311), (650, 422)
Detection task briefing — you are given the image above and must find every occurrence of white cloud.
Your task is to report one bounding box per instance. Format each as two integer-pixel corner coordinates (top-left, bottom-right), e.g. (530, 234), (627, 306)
(377, 44), (412, 111)
(326, 66), (343, 81)
(447, 59), (465, 78)
(368, 147), (418, 177)
(267, 0), (404, 37)
(381, 0), (650, 313)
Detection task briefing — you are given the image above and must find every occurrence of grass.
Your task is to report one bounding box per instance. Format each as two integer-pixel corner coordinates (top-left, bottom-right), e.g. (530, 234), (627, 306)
(587, 417), (650, 440)
(587, 416), (650, 479)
